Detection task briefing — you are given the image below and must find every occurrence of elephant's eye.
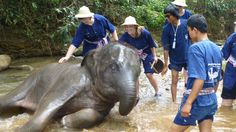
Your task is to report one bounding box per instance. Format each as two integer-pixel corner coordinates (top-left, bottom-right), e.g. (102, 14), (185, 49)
(109, 63), (119, 73)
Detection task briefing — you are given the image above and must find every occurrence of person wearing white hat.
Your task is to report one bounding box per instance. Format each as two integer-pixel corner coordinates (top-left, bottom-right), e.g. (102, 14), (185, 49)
(119, 16), (160, 98)
(172, 0), (192, 20)
(59, 6), (118, 63)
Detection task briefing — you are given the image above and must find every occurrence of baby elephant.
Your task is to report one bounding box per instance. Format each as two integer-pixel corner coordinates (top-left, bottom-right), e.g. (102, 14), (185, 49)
(0, 43), (141, 132)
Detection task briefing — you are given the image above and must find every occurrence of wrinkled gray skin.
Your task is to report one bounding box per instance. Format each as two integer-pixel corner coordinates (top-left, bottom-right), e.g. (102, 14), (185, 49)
(0, 43), (141, 132)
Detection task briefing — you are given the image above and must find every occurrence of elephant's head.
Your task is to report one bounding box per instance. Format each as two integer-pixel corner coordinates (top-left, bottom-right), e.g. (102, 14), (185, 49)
(81, 43), (141, 115)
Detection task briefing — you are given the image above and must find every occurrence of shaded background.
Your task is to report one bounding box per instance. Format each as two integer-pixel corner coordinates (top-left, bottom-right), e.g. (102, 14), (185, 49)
(0, 0), (236, 58)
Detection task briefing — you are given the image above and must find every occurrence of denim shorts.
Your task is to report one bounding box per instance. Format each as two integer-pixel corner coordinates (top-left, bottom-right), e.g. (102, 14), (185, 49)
(173, 95), (218, 126)
(168, 63), (187, 72)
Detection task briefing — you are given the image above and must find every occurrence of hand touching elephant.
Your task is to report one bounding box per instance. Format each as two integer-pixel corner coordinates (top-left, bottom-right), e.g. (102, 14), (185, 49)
(0, 43), (141, 132)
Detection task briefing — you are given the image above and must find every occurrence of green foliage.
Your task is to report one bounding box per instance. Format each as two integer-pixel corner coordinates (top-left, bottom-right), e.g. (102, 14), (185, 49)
(1, 0), (235, 57)
(132, 0), (169, 31)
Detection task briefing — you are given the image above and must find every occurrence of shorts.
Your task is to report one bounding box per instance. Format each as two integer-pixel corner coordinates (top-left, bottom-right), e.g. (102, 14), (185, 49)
(173, 95), (217, 126)
(221, 84), (236, 99)
(168, 63), (187, 72)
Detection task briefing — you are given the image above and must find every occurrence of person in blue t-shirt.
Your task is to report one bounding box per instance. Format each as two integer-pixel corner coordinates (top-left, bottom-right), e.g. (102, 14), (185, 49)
(59, 6), (118, 63)
(161, 4), (190, 102)
(221, 32), (236, 107)
(119, 16), (159, 97)
(171, 0), (192, 20)
(169, 14), (222, 131)
(171, 0), (192, 87)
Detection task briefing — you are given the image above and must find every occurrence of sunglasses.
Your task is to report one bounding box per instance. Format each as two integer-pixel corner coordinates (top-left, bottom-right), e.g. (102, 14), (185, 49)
(78, 18), (85, 20)
(165, 14), (171, 18)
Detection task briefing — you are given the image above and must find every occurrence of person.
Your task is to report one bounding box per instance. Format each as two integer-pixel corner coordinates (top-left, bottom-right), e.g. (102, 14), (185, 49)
(169, 14), (222, 131)
(221, 32), (236, 107)
(172, 0), (192, 87)
(119, 16), (160, 97)
(171, 0), (192, 20)
(59, 6), (118, 63)
(161, 4), (190, 102)
(163, 0), (192, 26)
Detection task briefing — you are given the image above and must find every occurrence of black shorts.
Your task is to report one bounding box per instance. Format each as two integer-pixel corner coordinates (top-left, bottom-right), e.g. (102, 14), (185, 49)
(221, 83), (236, 99)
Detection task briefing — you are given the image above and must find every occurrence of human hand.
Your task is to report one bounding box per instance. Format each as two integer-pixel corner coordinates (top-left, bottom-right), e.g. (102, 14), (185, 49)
(181, 102), (192, 117)
(58, 56), (69, 63)
(153, 56), (158, 63)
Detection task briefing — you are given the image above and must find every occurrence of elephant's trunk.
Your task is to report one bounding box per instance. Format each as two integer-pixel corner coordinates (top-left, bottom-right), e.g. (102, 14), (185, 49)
(118, 79), (138, 116)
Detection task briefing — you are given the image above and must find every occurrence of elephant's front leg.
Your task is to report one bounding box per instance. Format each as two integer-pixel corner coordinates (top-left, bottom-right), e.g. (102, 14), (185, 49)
(61, 108), (105, 129)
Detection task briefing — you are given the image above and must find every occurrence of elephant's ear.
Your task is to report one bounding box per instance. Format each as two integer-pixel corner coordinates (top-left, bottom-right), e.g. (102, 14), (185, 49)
(81, 50), (97, 82)
(81, 50), (96, 67)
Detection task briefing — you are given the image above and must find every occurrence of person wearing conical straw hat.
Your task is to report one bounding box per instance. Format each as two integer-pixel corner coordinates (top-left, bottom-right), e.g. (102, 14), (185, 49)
(59, 6), (118, 63)
(172, 0), (192, 20)
(119, 16), (160, 98)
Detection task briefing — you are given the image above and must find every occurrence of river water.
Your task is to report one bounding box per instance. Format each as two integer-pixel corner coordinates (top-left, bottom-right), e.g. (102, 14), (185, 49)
(0, 57), (236, 132)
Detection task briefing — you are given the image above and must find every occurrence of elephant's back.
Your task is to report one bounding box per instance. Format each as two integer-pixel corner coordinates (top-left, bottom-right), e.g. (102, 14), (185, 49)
(22, 63), (82, 107)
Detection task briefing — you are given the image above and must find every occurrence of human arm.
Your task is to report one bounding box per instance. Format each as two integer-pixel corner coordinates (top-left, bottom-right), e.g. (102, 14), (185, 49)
(221, 33), (236, 60)
(111, 30), (118, 42)
(151, 47), (158, 62)
(58, 45), (77, 63)
(181, 79), (204, 117)
(161, 50), (169, 76)
(214, 82), (220, 92)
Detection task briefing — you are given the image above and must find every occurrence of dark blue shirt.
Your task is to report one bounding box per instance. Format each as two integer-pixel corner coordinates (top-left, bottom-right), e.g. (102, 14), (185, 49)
(119, 28), (157, 55)
(161, 19), (190, 64)
(72, 14), (116, 56)
(222, 32), (236, 60)
(180, 9), (192, 20)
(186, 40), (222, 106)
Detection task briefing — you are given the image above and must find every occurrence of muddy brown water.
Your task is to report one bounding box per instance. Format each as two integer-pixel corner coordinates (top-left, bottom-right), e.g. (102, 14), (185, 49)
(0, 57), (236, 132)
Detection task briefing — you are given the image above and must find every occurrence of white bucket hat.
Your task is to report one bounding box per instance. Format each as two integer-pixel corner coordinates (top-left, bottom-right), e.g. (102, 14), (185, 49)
(172, 0), (188, 7)
(122, 16), (139, 26)
(75, 6), (94, 18)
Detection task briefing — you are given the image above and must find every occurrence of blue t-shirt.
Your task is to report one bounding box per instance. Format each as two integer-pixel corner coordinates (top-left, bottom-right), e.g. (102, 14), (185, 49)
(161, 19), (190, 64)
(221, 32), (236, 89)
(119, 28), (157, 55)
(186, 40), (222, 106)
(71, 14), (116, 56)
(180, 9), (192, 20)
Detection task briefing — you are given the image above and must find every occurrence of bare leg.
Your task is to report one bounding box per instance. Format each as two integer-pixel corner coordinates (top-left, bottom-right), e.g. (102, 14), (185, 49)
(198, 119), (213, 132)
(171, 69), (179, 102)
(221, 99), (234, 107)
(169, 122), (189, 132)
(62, 108), (105, 129)
(146, 73), (159, 96)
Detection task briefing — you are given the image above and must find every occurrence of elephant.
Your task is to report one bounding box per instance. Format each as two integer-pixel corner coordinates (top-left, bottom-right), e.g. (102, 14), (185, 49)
(0, 43), (141, 132)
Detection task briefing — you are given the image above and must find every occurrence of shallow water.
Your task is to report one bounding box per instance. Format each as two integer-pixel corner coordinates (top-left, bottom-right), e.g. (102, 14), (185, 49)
(0, 57), (236, 132)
